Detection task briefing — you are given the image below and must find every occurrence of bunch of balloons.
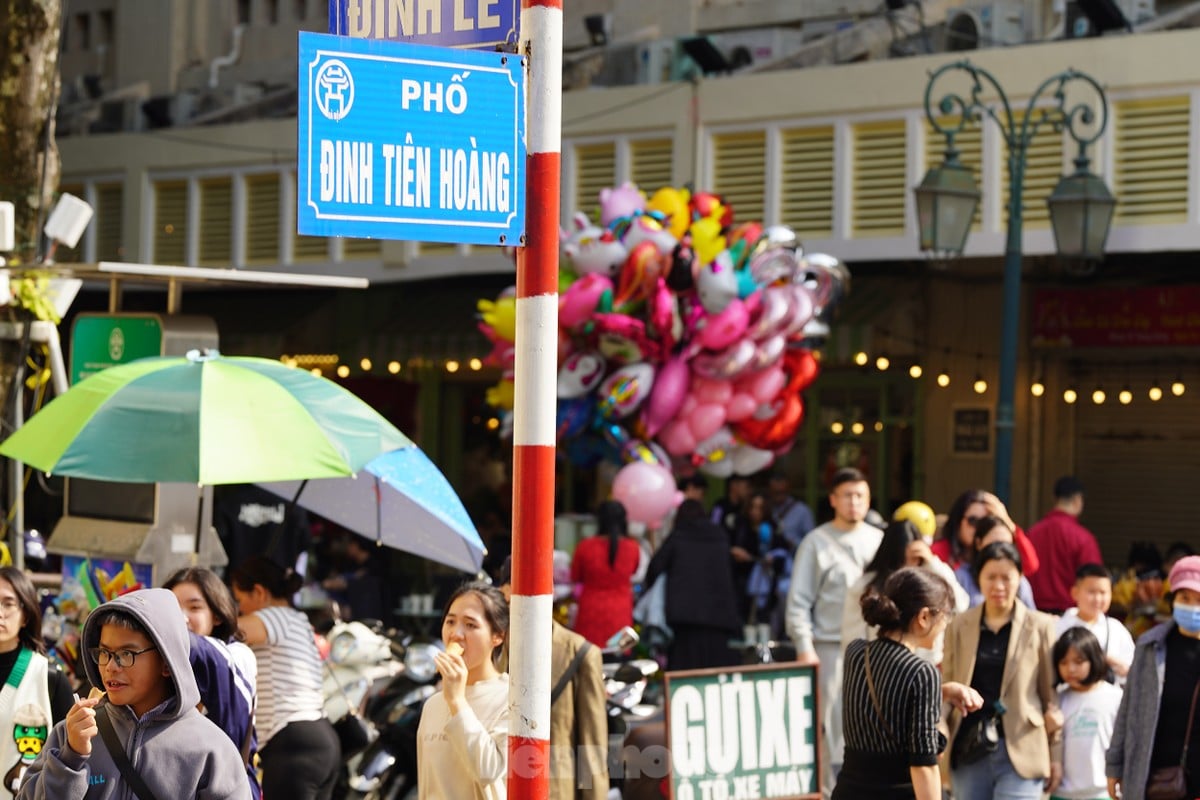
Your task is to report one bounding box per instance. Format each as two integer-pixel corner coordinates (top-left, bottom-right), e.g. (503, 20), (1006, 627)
(477, 182), (848, 525)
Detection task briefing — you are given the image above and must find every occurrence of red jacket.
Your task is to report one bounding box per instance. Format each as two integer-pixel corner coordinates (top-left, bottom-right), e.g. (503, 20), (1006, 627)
(1025, 509), (1102, 612)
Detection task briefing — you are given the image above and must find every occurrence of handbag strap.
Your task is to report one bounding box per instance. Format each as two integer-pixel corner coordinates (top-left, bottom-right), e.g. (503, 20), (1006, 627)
(862, 642), (899, 740)
(323, 657), (360, 715)
(1179, 676), (1200, 764)
(551, 641), (593, 705)
(96, 705), (160, 800)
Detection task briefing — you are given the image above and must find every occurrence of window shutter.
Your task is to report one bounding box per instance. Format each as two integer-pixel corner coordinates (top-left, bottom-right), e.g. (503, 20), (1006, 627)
(574, 142), (616, 220)
(1113, 95), (1189, 225)
(152, 180), (188, 264)
(925, 118), (982, 230)
(711, 131), (765, 223)
(630, 138), (673, 193)
(780, 126), (835, 238)
(852, 120), (907, 237)
(245, 173), (281, 264)
(95, 183), (124, 262)
(198, 177), (233, 265)
(1002, 113), (1063, 229)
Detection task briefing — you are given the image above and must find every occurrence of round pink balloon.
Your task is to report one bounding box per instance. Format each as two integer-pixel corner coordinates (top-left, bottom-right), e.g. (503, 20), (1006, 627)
(612, 462), (682, 526)
(740, 366), (786, 404)
(726, 391), (758, 422)
(687, 402), (726, 441)
(691, 376), (733, 405)
(658, 419), (697, 456)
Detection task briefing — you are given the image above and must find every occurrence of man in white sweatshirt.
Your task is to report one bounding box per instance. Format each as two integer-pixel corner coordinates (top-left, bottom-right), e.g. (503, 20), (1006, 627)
(785, 467), (883, 799)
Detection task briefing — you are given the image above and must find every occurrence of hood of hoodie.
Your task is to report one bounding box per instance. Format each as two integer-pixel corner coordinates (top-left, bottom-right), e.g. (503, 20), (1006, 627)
(82, 587), (200, 719)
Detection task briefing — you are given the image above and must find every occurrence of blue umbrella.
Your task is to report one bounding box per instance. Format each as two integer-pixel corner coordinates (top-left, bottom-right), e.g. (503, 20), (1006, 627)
(257, 447), (485, 573)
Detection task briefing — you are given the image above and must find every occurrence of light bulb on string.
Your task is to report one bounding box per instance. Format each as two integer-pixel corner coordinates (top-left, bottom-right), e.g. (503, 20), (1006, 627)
(1092, 386), (1106, 405)
(469, 357), (483, 371)
(875, 354), (890, 371)
(873, 420), (884, 432)
(387, 360), (402, 374)
(1063, 386), (1078, 404)
(336, 365), (350, 378)
(1031, 379), (1045, 397)
(971, 353), (987, 394)
(1149, 382), (1163, 402)
(831, 421), (845, 435)
(1172, 375), (1185, 396)
(853, 351), (869, 367)
(360, 357), (372, 371)
(851, 421), (865, 435)
(935, 348), (951, 388)
(909, 363), (923, 379)
(1119, 385), (1133, 405)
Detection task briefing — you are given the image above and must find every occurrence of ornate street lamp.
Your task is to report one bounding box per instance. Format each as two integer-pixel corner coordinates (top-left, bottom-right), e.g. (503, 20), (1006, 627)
(914, 144), (980, 257)
(914, 61), (1115, 503)
(1047, 153), (1117, 259)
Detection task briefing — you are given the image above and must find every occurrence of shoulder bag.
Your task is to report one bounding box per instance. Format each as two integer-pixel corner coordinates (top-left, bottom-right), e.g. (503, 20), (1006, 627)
(862, 642), (898, 740)
(96, 704), (160, 800)
(1145, 678), (1200, 800)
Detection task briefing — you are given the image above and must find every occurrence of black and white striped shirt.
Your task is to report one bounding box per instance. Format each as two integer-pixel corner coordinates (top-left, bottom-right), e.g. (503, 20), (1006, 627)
(250, 605), (324, 746)
(841, 637), (944, 766)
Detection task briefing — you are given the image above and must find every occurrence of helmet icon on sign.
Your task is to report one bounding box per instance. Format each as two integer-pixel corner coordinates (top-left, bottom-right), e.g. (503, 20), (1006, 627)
(315, 59), (354, 121)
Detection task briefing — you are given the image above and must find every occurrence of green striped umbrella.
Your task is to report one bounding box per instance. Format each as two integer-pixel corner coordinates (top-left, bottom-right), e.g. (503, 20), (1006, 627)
(0, 350), (412, 484)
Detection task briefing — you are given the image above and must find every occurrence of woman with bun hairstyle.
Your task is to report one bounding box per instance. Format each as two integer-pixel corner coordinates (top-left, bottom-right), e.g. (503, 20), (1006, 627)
(834, 567), (957, 800)
(232, 556), (340, 800)
(417, 581), (510, 800)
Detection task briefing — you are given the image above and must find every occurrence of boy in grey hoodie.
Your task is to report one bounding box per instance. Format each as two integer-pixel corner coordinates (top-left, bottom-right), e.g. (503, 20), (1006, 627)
(19, 588), (251, 799)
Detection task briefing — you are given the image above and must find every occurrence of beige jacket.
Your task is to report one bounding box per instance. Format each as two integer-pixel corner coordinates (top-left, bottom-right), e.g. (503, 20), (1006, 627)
(940, 602), (1062, 780)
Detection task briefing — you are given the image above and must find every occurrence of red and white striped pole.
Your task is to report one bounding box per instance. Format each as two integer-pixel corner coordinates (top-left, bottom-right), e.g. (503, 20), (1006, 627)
(509, 1), (561, 799)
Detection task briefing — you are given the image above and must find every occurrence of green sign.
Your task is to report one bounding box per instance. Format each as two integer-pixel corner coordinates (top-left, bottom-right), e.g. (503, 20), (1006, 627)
(70, 314), (163, 385)
(665, 663), (819, 800)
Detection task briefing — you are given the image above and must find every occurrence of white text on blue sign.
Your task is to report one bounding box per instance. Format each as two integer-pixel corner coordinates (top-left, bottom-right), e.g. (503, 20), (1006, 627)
(298, 33), (525, 245)
(328, 0), (519, 50)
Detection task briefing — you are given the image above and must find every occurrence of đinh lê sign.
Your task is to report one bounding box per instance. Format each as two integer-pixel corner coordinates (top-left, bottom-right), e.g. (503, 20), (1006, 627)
(665, 663), (820, 800)
(297, 31), (525, 246)
(328, 0), (520, 51)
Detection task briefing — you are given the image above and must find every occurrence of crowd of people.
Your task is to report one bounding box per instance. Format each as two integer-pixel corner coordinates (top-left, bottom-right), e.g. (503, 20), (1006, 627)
(0, 466), (1196, 800)
(556, 467), (1199, 800)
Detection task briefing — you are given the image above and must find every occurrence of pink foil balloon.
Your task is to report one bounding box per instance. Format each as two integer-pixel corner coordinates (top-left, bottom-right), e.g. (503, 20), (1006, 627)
(726, 392), (758, 422)
(740, 366), (787, 405)
(697, 298), (749, 351)
(641, 356), (689, 437)
(690, 376), (733, 405)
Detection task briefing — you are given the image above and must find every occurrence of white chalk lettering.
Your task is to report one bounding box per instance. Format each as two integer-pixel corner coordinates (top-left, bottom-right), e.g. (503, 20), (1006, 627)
(756, 678), (790, 768)
(786, 676), (816, 766)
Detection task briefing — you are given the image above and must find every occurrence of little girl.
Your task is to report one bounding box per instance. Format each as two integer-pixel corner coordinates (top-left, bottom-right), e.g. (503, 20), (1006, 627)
(1051, 627), (1123, 800)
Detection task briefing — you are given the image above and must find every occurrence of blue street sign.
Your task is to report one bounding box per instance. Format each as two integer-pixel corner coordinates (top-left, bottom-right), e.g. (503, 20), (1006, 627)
(297, 32), (525, 246)
(328, 0), (519, 50)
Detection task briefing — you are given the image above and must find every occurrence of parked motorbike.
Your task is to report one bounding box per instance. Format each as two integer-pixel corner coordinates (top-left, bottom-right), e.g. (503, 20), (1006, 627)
(323, 619), (405, 726)
(335, 637), (443, 800)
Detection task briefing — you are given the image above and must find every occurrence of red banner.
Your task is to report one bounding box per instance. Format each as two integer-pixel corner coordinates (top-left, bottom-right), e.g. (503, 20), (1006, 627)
(1031, 286), (1200, 348)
